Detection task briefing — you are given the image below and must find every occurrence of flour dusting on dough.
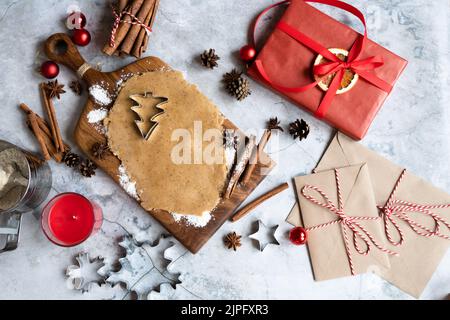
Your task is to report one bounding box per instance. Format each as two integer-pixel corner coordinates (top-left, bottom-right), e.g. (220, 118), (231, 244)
(118, 165), (140, 200)
(172, 211), (213, 228)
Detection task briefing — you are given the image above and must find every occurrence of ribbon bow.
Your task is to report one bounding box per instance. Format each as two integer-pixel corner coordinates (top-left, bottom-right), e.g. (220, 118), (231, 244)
(253, 0), (394, 118)
(109, 5), (152, 48)
(378, 169), (450, 246)
(302, 168), (397, 276)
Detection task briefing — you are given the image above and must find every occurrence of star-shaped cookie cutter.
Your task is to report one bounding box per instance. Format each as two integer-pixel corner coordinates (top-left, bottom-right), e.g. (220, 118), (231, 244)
(249, 220), (280, 252)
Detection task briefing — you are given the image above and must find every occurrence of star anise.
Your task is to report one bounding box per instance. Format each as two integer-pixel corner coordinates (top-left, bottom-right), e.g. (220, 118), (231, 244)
(267, 117), (284, 132)
(91, 142), (110, 160)
(224, 232), (242, 251)
(69, 80), (83, 96)
(223, 130), (240, 149)
(289, 119), (310, 141)
(44, 79), (66, 99)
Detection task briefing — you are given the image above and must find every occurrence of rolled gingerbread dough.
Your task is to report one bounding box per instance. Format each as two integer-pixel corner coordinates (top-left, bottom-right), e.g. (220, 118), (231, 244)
(105, 71), (227, 216)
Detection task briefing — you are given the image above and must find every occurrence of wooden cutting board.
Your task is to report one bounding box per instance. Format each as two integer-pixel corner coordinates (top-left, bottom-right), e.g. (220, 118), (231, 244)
(44, 33), (274, 253)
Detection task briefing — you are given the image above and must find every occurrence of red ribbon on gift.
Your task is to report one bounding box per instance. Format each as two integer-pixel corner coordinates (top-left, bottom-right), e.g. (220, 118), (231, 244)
(252, 0), (393, 119)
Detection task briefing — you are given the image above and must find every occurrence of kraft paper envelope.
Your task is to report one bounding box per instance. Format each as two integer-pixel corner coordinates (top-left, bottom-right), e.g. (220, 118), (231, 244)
(288, 132), (450, 298)
(294, 164), (391, 281)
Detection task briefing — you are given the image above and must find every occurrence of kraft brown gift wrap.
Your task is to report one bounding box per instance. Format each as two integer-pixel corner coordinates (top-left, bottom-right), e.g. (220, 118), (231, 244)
(288, 132), (450, 298)
(294, 164), (391, 281)
(248, 0), (408, 140)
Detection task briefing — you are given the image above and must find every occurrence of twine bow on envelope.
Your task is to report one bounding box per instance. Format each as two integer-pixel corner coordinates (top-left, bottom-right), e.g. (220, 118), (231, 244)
(253, 0), (393, 118)
(301, 168), (398, 276)
(378, 169), (450, 246)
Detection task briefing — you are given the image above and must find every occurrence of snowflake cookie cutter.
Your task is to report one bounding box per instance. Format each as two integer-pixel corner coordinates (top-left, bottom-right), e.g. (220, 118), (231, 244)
(66, 252), (106, 292)
(249, 220), (280, 252)
(130, 92), (169, 141)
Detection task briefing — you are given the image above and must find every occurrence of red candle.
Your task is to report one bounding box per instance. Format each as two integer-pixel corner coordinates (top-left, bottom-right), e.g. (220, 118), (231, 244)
(41, 193), (102, 247)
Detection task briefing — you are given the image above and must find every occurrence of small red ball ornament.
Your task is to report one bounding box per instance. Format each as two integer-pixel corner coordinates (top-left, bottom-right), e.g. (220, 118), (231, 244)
(66, 11), (87, 30)
(239, 45), (257, 62)
(72, 29), (91, 47)
(289, 227), (308, 246)
(40, 61), (60, 79)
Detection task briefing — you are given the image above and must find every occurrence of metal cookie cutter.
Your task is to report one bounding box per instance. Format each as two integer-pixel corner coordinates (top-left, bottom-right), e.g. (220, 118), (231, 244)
(130, 93), (169, 141)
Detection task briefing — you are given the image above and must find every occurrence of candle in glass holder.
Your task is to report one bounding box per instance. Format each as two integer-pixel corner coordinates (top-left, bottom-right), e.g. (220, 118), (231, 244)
(41, 193), (102, 247)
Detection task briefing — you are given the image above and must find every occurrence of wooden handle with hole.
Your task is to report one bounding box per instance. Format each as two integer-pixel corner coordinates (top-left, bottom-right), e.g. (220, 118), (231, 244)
(44, 33), (103, 83)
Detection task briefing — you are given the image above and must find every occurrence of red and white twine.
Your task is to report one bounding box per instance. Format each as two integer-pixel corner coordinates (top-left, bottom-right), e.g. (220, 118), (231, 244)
(109, 5), (153, 48)
(301, 169), (398, 276)
(378, 169), (450, 246)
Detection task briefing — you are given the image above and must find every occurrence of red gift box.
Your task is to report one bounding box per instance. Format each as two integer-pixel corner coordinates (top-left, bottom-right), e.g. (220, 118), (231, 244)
(247, 0), (408, 140)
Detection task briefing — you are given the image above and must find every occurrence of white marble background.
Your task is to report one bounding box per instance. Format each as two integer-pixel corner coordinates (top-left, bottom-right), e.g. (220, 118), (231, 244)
(0, 0), (449, 300)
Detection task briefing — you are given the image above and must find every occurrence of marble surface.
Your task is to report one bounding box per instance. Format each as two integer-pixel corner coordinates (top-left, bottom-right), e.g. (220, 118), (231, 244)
(0, 0), (449, 300)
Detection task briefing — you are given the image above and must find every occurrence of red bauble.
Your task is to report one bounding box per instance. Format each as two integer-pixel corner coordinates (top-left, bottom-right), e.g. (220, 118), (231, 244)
(66, 11), (87, 30)
(239, 45), (257, 62)
(289, 227), (308, 246)
(72, 29), (91, 47)
(40, 61), (60, 79)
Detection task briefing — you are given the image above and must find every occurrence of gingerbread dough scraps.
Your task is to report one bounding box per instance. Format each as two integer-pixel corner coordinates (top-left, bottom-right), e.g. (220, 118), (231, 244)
(105, 70), (227, 216)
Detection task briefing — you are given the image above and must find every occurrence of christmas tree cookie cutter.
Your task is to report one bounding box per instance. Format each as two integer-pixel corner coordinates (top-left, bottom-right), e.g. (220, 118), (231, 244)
(130, 92), (169, 140)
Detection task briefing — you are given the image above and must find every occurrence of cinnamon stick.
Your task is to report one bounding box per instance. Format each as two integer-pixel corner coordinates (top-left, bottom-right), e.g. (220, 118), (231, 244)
(103, 0), (145, 56)
(27, 112), (51, 161)
(22, 151), (45, 167)
(133, 0), (159, 57)
(231, 183), (289, 222)
(27, 120), (64, 163)
(241, 129), (272, 185)
(131, 3), (153, 57)
(224, 136), (257, 199)
(40, 83), (64, 152)
(119, 0), (129, 12)
(120, 0), (155, 55)
(20, 103), (66, 163)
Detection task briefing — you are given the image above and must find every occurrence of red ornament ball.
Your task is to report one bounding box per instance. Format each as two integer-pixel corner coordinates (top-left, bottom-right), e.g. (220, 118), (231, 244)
(40, 61), (60, 79)
(239, 45), (257, 62)
(289, 227), (308, 246)
(66, 11), (87, 30)
(72, 29), (91, 47)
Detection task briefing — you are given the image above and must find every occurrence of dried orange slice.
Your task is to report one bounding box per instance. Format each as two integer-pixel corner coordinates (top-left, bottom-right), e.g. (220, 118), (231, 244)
(313, 48), (359, 95)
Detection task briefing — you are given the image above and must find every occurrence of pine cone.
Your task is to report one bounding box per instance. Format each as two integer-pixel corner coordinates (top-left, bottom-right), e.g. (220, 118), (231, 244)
(289, 119), (310, 141)
(91, 142), (110, 160)
(79, 159), (97, 178)
(223, 69), (251, 101)
(200, 48), (220, 69)
(62, 152), (81, 168)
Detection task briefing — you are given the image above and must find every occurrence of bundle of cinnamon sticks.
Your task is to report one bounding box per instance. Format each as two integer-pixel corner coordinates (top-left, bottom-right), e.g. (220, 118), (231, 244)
(19, 85), (69, 163)
(103, 0), (160, 58)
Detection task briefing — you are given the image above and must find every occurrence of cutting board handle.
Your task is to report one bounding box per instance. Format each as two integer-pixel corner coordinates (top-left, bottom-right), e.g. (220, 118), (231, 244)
(44, 33), (102, 83)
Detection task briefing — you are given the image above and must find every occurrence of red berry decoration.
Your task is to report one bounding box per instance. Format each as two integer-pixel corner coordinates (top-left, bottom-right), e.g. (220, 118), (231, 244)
(72, 29), (91, 47)
(66, 11), (87, 30)
(289, 227), (308, 246)
(40, 61), (59, 79)
(239, 45), (257, 62)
